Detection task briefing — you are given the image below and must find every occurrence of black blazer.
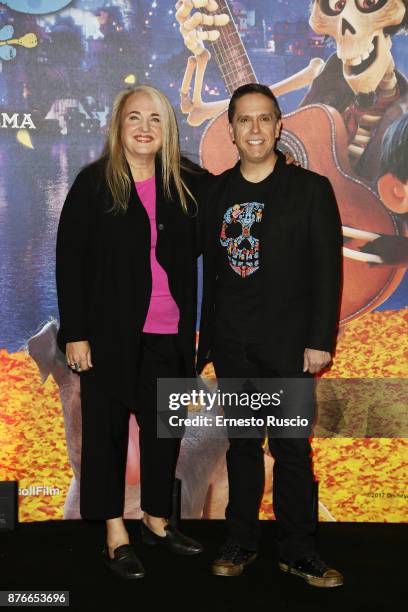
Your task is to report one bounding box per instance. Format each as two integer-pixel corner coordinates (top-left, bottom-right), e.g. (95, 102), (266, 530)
(56, 154), (200, 409)
(196, 150), (343, 375)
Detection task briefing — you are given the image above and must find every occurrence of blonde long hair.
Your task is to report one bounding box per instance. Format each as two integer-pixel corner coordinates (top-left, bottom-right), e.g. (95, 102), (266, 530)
(100, 85), (195, 214)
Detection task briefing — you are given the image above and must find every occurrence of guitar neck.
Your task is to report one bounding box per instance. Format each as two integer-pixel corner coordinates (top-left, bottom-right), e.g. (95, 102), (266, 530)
(203, 0), (257, 95)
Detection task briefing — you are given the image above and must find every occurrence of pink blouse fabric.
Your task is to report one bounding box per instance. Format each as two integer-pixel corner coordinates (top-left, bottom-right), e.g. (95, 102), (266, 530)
(135, 176), (180, 334)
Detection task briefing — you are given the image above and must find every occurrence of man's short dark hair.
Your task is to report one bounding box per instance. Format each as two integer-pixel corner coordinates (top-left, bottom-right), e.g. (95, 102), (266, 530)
(228, 83), (282, 123)
(379, 113), (408, 183)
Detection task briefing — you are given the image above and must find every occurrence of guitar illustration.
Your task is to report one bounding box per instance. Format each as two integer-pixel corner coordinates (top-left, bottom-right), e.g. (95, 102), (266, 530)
(191, 0), (406, 324)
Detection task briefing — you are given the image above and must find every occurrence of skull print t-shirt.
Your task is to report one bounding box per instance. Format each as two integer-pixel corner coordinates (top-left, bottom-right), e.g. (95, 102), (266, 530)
(215, 163), (279, 342)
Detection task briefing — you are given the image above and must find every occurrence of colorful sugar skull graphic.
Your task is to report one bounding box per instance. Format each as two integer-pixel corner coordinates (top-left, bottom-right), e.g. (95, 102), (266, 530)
(220, 202), (264, 278)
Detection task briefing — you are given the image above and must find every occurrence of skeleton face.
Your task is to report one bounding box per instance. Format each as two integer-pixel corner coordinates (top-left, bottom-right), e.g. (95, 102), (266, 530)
(310, 0), (406, 93)
(220, 202), (264, 278)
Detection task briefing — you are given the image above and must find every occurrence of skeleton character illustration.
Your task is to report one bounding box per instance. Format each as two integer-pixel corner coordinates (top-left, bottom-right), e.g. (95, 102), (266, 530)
(302, 0), (408, 181)
(175, 0), (408, 267)
(220, 202), (264, 278)
(176, 0), (408, 182)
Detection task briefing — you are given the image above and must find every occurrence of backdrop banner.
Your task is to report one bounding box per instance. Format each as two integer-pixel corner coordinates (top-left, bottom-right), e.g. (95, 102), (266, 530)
(0, 0), (407, 523)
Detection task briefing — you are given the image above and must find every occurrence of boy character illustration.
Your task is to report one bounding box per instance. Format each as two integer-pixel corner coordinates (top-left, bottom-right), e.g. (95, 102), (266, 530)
(361, 112), (408, 265)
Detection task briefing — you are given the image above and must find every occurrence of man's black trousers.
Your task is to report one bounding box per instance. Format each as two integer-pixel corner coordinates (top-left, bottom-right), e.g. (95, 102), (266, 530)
(79, 333), (184, 520)
(212, 336), (318, 563)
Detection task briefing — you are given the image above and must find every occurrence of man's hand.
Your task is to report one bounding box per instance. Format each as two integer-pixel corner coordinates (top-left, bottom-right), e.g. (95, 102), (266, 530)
(66, 340), (93, 372)
(303, 348), (331, 374)
(175, 0), (229, 56)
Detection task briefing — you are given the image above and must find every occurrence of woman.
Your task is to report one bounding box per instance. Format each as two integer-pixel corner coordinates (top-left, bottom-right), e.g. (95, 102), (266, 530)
(56, 85), (204, 580)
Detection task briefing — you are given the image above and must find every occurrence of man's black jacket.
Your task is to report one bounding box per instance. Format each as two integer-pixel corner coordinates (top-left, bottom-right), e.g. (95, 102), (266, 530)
(196, 151), (343, 375)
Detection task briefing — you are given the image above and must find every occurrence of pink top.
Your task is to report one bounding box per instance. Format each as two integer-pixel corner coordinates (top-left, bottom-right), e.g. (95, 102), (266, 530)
(135, 176), (180, 333)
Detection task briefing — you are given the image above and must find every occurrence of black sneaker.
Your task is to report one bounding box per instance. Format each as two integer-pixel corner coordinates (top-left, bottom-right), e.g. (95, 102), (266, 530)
(212, 542), (257, 577)
(279, 555), (343, 587)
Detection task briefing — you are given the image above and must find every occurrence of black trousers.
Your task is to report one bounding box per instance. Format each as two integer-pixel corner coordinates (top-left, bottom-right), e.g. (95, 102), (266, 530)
(212, 335), (318, 562)
(79, 333), (184, 520)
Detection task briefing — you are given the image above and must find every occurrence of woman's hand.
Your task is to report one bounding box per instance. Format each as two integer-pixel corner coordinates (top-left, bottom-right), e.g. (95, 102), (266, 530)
(303, 348), (331, 374)
(66, 340), (93, 372)
(284, 151), (300, 166)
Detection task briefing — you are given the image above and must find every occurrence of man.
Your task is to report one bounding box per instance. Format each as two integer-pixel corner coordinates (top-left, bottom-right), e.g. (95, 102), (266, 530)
(196, 83), (343, 587)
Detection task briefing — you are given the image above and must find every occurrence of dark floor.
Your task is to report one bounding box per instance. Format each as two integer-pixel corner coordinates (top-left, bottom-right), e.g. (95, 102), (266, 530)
(0, 520), (406, 611)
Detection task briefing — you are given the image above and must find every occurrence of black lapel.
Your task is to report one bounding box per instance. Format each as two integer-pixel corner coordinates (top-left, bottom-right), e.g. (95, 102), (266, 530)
(206, 167), (235, 252)
(261, 149), (290, 222)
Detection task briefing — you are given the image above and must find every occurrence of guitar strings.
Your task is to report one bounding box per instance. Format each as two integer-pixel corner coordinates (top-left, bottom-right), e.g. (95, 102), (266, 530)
(204, 1), (231, 93)
(203, 0), (257, 96)
(215, 2), (252, 93)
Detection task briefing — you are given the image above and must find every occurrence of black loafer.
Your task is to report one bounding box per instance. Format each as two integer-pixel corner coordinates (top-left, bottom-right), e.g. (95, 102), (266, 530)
(140, 521), (203, 555)
(102, 544), (145, 579)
